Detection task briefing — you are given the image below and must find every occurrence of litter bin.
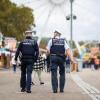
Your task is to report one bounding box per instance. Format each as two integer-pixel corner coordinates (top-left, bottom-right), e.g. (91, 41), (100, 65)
(76, 58), (83, 72)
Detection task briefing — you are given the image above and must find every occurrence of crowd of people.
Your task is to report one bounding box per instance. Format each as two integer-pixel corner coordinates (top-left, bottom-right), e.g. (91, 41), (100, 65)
(83, 56), (100, 70)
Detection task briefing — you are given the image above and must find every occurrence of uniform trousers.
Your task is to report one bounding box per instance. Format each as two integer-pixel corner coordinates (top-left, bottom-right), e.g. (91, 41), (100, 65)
(20, 62), (33, 91)
(50, 55), (65, 92)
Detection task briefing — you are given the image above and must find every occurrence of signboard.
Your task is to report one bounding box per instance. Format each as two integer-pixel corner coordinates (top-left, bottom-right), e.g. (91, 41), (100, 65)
(4, 37), (17, 50)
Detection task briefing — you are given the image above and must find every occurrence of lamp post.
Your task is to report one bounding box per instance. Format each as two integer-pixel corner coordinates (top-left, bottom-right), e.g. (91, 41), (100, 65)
(70, 0), (74, 48)
(66, 0), (76, 48)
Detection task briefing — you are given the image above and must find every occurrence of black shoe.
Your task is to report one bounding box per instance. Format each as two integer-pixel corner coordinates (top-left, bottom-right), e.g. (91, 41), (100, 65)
(53, 90), (57, 93)
(40, 82), (44, 85)
(26, 90), (31, 93)
(21, 89), (26, 92)
(60, 90), (64, 93)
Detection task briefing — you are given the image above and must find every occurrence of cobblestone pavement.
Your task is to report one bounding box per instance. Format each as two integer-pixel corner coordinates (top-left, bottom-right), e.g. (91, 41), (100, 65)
(0, 68), (96, 100)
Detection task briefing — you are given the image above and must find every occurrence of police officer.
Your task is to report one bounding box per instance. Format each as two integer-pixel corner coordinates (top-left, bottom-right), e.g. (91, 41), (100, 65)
(46, 30), (74, 93)
(15, 30), (39, 93)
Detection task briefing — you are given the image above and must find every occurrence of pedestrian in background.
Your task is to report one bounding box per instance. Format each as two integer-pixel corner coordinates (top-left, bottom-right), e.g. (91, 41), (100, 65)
(94, 57), (99, 70)
(46, 30), (74, 93)
(11, 54), (16, 73)
(32, 54), (45, 85)
(65, 56), (70, 73)
(90, 56), (95, 70)
(15, 30), (39, 93)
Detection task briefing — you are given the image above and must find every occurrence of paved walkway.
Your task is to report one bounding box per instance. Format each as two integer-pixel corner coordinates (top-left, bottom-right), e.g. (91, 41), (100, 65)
(77, 68), (100, 91)
(0, 68), (100, 100)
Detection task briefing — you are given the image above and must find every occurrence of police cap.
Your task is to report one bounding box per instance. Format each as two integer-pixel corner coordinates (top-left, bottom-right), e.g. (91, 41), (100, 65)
(54, 30), (61, 36)
(24, 30), (33, 35)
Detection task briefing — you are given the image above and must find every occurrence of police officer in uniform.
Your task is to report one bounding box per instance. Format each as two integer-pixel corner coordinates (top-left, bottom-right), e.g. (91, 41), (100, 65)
(15, 30), (39, 93)
(46, 30), (74, 93)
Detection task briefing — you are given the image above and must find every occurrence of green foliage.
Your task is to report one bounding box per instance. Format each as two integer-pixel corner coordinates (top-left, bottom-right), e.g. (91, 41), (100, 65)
(39, 37), (50, 49)
(0, 0), (34, 40)
(79, 41), (85, 46)
(68, 40), (76, 48)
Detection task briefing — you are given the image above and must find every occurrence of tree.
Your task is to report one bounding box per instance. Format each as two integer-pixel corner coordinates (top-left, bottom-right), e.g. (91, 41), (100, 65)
(39, 37), (50, 49)
(0, 0), (34, 40)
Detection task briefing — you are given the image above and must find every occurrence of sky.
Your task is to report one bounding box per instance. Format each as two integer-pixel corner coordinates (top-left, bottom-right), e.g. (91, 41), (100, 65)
(10, 0), (100, 41)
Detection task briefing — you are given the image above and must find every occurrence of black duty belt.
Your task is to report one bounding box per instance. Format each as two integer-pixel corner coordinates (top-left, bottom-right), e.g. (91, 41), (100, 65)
(50, 54), (65, 56)
(50, 54), (66, 60)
